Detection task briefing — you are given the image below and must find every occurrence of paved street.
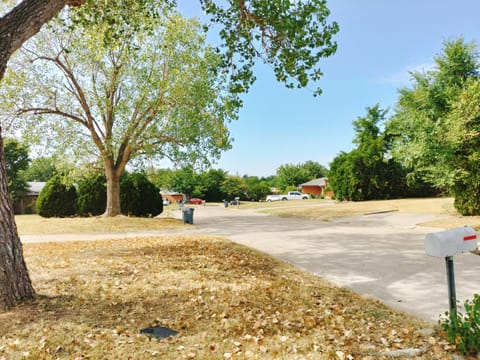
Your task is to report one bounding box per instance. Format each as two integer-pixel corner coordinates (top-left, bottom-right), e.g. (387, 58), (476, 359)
(22, 204), (480, 323)
(180, 205), (480, 323)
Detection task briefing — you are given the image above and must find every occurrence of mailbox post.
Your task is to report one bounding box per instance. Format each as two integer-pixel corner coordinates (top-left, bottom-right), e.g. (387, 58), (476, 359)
(425, 226), (478, 315)
(445, 256), (456, 315)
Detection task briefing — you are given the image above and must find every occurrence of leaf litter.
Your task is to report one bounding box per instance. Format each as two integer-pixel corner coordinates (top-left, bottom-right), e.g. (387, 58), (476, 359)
(0, 235), (462, 359)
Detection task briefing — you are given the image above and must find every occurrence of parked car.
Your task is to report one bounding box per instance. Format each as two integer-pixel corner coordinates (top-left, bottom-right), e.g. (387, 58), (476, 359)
(266, 191), (309, 202)
(265, 194), (283, 202)
(188, 198), (204, 205)
(230, 199), (240, 205)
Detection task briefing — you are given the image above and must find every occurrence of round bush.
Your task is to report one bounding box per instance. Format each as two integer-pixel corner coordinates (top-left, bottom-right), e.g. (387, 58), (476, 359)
(36, 175), (77, 218)
(120, 173), (163, 217)
(76, 173), (107, 216)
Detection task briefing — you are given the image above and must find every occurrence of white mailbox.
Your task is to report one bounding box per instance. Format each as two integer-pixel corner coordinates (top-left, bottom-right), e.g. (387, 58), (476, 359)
(425, 226), (478, 257)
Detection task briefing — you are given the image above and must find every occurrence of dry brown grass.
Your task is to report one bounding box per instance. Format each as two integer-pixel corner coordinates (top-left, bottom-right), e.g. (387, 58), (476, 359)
(239, 197), (480, 230)
(0, 236), (457, 359)
(15, 214), (184, 235)
(252, 198), (456, 218)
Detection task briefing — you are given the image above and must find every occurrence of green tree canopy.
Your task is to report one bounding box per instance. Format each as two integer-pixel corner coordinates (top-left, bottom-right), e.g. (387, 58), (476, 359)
(329, 105), (408, 201)
(22, 156), (57, 182)
(2, 3), (240, 216)
(3, 138), (30, 203)
(388, 38), (480, 214)
(275, 161), (328, 191)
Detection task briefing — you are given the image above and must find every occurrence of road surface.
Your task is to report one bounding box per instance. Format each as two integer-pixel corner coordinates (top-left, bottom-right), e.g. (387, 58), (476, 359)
(22, 204), (480, 323)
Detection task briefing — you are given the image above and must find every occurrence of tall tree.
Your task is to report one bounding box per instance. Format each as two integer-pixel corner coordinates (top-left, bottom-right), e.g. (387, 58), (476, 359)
(388, 39), (480, 214)
(220, 175), (246, 200)
(275, 161), (327, 191)
(0, 0), (85, 311)
(329, 105), (406, 201)
(4, 5), (238, 216)
(243, 176), (271, 201)
(0, 0), (338, 308)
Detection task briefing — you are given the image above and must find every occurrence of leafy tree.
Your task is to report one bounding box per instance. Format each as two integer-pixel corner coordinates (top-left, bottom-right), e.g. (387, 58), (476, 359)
(22, 156), (57, 182)
(148, 168), (175, 191)
(275, 163), (308, 191)
(388, 39), (480, 214)
(243, 176), (271, 201)
(0, 0), (338, 308)
(4, 6), (239, 217)
(120, 172), (163, 217)
(328, 151), (355, 201)
(329, 105), (407, 201)
(3, 138), (30, 203)
(301, 160), (329, 179)
(35, 174), (77, 218)
(170, 166), (200, 200)
(275, 161), (327, 191)
(220, 175), (246, 200)
(443, 79), (480, 215)
(76, 173), (107, 216)
(199, 169), (228, 201)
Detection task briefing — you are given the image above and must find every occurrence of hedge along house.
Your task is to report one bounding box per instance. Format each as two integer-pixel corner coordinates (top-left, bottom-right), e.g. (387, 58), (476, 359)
(14, 181), (46, 214)
(300, 178), (329, 198)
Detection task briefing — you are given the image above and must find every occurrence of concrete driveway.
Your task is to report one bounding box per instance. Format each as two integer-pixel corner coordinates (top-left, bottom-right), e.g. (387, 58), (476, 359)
(21, 204), (480, 323)
(180, 205), (480, 323)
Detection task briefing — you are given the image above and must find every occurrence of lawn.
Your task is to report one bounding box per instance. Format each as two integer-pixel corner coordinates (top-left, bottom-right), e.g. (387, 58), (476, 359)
(0, 235), (457, 359)
(15, 213), (185, 235)
(237, 197), (480, 230)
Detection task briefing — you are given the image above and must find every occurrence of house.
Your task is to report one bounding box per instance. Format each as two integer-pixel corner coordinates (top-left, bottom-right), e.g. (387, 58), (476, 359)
(14, 181), (46, 214)
(160, 191), (185, 205)
(300, 177), (329, 198)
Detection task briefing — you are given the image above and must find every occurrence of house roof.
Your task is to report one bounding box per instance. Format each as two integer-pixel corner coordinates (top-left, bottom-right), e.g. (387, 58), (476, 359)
(27, 181), (46, 195)
(301, 177), (327, 187)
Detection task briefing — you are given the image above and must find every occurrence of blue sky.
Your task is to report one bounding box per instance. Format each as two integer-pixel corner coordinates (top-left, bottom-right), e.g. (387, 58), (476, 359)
(177, 1), (480, 177)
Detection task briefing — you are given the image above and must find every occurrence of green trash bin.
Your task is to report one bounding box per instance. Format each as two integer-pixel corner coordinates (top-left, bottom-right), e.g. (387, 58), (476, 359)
(182, 207), (194, 224)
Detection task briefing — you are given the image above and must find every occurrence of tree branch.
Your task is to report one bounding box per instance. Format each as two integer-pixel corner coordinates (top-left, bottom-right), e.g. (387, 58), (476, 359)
(0, 0), (85, 81)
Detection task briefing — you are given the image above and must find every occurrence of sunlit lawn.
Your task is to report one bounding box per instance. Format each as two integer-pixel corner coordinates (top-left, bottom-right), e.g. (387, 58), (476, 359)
(15, 212), (184, 235)
(236, 197), (480, 229)
(0, 236), (456, 359)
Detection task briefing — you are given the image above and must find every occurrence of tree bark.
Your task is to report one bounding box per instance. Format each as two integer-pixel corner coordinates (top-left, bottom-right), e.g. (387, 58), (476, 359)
(0, 132), (35, 309)
(104, 162), (122, 217)
(0, 0), (86, 309)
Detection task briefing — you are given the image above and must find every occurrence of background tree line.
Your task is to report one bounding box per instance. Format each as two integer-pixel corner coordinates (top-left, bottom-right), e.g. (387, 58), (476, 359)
(6, 143), (329, 209)
(328, 38), (480, 216)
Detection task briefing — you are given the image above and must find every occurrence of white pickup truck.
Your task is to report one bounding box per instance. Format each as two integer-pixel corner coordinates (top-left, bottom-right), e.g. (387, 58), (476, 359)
(266, 191), (309, 202)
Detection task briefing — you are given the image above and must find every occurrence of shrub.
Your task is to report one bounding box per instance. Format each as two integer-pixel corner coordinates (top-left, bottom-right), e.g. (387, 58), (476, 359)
(76, 173), (107, 216)
(36, 175), (77, 218)
(440, 294), (480, 355)
(120, 172), (163, 217)
(453, 182), (480, 215)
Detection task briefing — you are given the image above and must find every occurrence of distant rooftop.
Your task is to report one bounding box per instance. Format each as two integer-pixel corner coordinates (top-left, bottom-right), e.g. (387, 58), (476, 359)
(301, 177), (327, 187)
(27, 181), (46, 195)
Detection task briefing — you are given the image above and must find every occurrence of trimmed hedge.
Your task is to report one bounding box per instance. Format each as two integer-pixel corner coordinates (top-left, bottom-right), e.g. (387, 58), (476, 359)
(76, 173), (107, 216)
(120, 172), (163, 217)
(36, 175), (77, 218)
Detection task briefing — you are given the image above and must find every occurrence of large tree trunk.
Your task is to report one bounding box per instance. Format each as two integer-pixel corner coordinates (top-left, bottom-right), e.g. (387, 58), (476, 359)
(0, 0), (86, 310)
(104, 163), (122, 217)
(0, 133), (35, 309)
